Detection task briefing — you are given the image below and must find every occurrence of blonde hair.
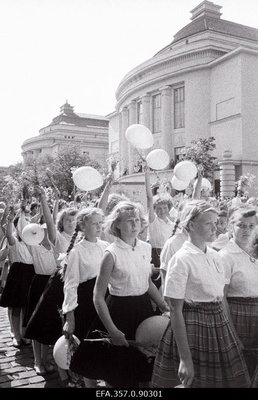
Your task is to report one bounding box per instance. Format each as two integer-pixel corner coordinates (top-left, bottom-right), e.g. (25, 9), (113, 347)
(180, 200), (218, 231)
(104, 200), (148, 238)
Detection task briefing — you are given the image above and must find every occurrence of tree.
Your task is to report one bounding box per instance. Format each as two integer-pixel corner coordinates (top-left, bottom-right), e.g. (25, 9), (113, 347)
(183, 137), (217, 177)
(1, 145), (102, 203)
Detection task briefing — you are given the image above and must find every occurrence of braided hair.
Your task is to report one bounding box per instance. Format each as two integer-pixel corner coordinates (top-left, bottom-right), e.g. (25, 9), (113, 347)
(60, 207), (104, 279)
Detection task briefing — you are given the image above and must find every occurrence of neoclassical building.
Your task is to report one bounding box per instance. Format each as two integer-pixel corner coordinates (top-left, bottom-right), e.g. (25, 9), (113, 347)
(108, 0), (258, 199)
(21, 101), (109, 172)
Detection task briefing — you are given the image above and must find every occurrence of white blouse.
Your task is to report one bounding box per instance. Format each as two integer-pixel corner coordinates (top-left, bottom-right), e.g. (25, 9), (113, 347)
(29, 243), (57, 275)
(62, 238), (109, 313)
(164, 241), (226, 303)
(107, 237), (152, 296)
(160, 229), (188, 272)
(9, 237), (33, 265)
(148, 215), (174, 248)
(219, 239), (258, 297)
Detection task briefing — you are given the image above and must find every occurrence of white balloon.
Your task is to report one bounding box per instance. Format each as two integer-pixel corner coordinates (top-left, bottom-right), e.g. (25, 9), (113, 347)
(125, 124), (154, 149)
(135, 316), (169, 357)
(201, 177), (212, 191)
(193, 177), (212, 192)
(174, 160), (197, 181)
(72, 166), (104, 191)
(146, 149), (170, 170)
(21, 223), (45, 246)
(53, 335), (80, 370)
(171, 175), (190, 191)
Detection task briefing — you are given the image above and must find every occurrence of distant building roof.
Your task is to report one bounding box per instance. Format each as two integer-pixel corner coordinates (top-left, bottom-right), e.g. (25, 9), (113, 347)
(49, 101), (109, 128)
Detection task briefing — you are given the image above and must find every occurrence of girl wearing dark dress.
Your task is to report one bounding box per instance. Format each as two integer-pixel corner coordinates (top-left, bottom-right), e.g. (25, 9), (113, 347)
(0, 206), (35, 347)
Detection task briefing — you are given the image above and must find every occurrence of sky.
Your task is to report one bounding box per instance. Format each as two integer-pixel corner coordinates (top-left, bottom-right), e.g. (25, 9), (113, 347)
(1, 0), (258, 167)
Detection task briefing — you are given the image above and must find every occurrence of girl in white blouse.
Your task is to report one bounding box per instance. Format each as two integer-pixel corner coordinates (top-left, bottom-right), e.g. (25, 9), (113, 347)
(219, 205), (258, 385)
(62, 206), (109, 387)
(69, 200), (169, 388)
(151, 200), (250, 388)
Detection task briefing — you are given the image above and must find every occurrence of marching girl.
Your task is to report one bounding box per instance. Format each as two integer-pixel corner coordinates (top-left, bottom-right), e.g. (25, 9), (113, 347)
(62, 206), (110, 388)
(22, 188), (59, 376)
(151, 200), (250, 388)
(219, 205), (258, 385)
(23, 186), (78, 386)
(69, 200), (169, 388)
(0, 205), (35, 347)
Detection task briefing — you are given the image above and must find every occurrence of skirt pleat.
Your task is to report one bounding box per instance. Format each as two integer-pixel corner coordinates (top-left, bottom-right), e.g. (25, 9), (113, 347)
(227, 297), (258, 385)
(151, 301), (251, 388)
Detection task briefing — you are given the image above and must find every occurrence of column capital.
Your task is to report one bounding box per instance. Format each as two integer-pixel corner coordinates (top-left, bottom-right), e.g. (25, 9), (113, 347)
(159, 85), (172, 94)
(139, 93), (151, 100)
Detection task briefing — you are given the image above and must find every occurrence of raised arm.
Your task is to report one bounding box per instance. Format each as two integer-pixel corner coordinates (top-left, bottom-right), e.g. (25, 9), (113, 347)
(144, 164), (155, 223)
(192, 166), (203, 200)
(98, 171), (114, 214)
(5, 207), (16, 246)
(35, 185), (56, 245)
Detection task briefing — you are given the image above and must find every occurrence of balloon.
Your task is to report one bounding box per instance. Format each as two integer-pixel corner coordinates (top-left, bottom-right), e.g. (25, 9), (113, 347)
(72, 166), (104, 191)
(135, 315), (169, 357)
(171, 175), (190, 191)
(201, 177), (212, 191)
(21, 223), (45, 246)
(53, 335), (80, 370)
(174, 160), (197, 181)
(193, 177), (212, 192)
(125, 124), (154, 149)
(146, 149), (170, 170)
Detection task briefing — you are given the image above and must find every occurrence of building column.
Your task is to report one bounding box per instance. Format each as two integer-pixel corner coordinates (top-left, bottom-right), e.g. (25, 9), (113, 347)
(218, 149), (236, 199)
(141, 93), (151, 130)
(119, 107), (129, 175)
(160, 86), (172, 156)
(128, 100), (137, 175)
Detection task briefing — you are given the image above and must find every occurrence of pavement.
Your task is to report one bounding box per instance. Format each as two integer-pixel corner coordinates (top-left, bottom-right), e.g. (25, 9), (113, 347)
(0, 306), (64, 388)
(0, 306), (106, 389)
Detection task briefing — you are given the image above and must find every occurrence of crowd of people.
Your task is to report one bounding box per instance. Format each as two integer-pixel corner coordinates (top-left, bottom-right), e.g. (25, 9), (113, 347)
(0, 165), (258, 389)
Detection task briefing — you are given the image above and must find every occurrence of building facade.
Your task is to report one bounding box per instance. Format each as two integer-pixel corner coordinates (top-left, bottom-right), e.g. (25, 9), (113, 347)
(108, 0), (258, 200)
(21, 101), (109, 172)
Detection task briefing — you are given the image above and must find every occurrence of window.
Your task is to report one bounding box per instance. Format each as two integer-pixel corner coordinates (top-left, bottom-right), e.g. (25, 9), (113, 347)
(137, 101), (142, 124)
(174, 87), (185, 129)
(153, 94), (161, 133)
(174, 147), (186, 164)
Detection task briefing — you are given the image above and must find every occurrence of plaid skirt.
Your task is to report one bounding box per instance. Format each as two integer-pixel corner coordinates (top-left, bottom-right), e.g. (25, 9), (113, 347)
(227, 297), (258, 385)
(151, 301), (251, 388)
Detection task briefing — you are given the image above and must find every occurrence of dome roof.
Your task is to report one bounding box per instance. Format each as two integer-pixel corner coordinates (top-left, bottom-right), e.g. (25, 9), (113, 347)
(155, 1), (258, 56)
(172, 15), (258, 45)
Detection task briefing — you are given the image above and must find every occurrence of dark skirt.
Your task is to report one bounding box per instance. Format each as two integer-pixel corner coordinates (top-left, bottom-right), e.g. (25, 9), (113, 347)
(0, 262), (35, 308)
(72, 277), (98, 342)
(24, 271), (64, 345)
(227, 297), (258, 384)
(151, 301), (251, 388)
(23, 274), (51, 329)
(70, 292), (155, 388)
(151, 248), (162, 289)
